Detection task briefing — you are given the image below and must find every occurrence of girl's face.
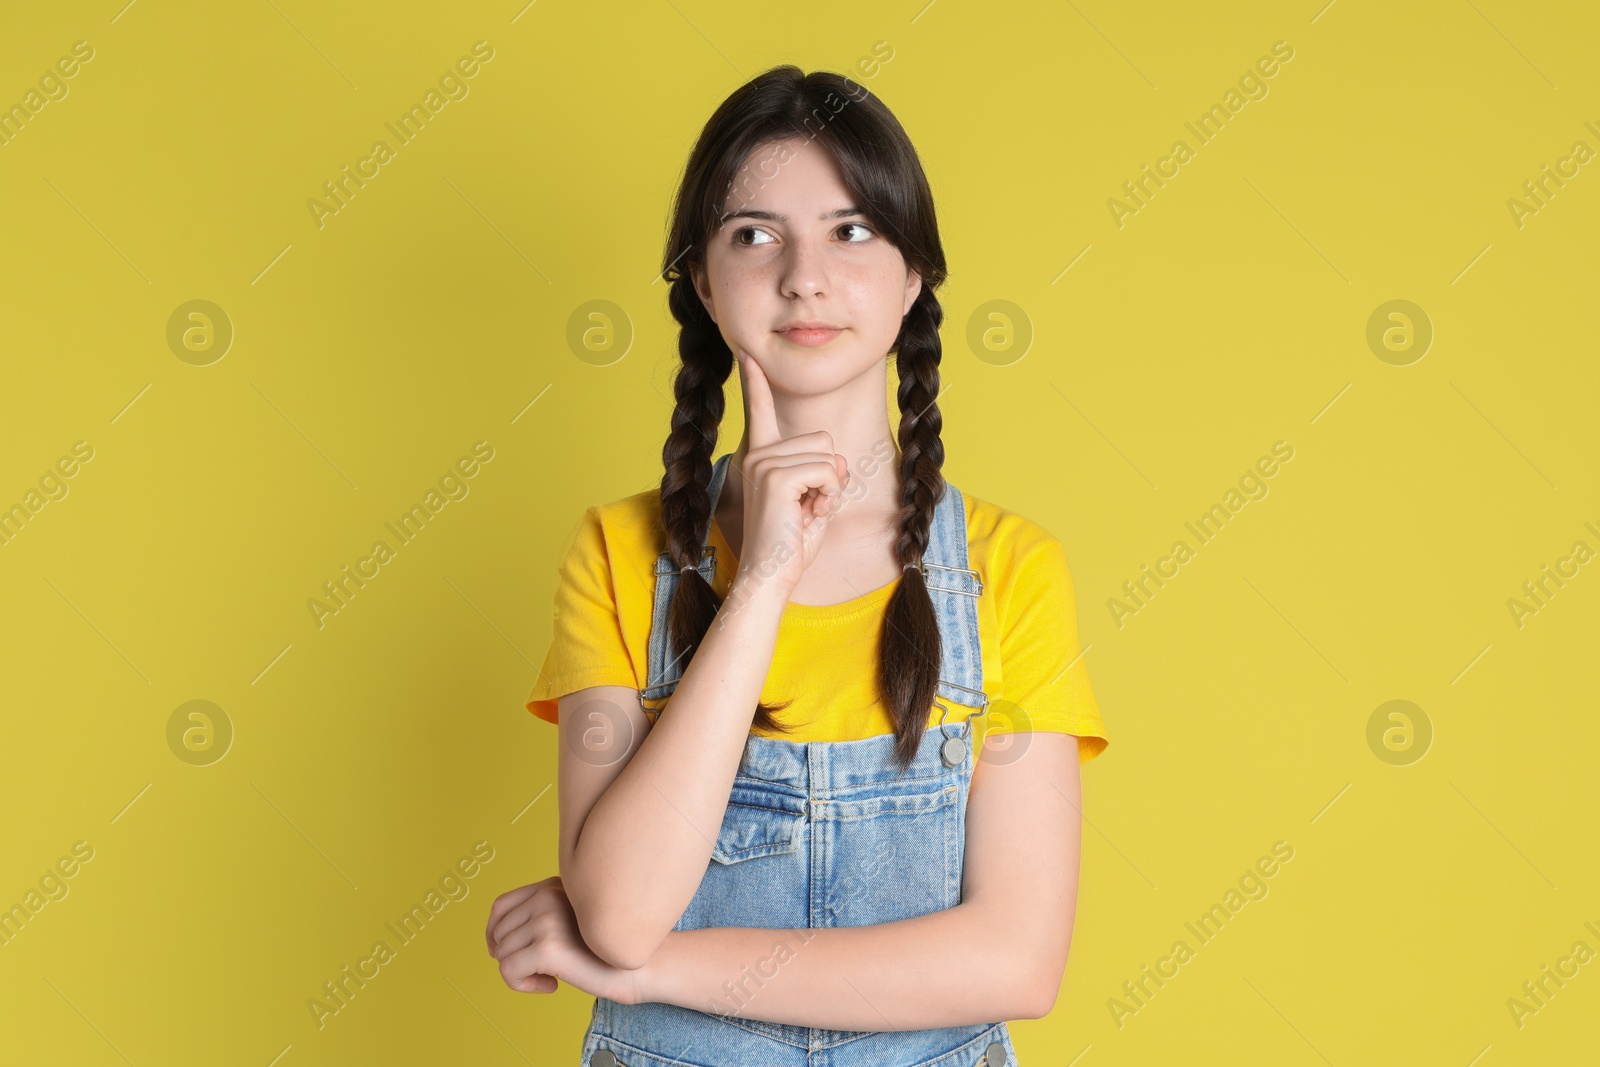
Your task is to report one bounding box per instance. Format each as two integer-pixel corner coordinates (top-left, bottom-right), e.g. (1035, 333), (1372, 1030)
(691, 136), (921, 397)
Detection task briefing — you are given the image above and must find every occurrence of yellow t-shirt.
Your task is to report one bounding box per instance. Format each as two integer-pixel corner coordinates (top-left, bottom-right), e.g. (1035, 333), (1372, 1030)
(525, 479), (1109, 764)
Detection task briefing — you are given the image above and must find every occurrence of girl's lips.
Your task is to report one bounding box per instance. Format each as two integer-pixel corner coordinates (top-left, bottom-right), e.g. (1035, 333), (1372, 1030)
(779, 327), (843, 346)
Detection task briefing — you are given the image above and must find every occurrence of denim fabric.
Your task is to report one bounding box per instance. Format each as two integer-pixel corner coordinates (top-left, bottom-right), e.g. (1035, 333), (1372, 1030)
(583, 456), (1016, 1066)
(640, 455), (732, 702)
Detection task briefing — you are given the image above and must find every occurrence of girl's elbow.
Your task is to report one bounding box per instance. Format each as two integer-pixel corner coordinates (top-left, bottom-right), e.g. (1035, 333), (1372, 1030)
(1019, 976), (1059, 1020)
(1013, 942), (1068, 1019)
(570, 892), (665, 971)
(584, 924), (660, 972)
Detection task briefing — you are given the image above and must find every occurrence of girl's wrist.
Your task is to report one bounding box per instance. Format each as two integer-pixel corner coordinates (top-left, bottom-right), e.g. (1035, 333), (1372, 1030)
(724, 569), (795, 616)
(626, 939), (672, 1006)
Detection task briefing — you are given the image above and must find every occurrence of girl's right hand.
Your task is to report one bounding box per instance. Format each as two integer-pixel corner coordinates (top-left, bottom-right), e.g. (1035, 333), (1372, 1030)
(733, 347), (849, 598)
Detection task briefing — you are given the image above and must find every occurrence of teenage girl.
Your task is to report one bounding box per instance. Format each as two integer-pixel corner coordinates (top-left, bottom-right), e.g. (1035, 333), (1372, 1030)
(486, 66), (1109, 1066)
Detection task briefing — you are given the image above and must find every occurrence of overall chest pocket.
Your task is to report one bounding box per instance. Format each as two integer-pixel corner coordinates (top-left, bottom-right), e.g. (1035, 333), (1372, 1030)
(674, 789), (808, 933)
(819, 779), (964, 927)
(711, 800), (805, 863)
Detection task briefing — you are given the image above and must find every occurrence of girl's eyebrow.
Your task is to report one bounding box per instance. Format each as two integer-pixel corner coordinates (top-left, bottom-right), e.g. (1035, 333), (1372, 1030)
(718, 206), (865, 226)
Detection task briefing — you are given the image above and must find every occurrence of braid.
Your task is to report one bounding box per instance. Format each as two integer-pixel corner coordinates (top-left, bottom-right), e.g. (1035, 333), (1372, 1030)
(659, 283), (727, 578)
(879, 289), (947, 773)
(657, 276), (795, 733)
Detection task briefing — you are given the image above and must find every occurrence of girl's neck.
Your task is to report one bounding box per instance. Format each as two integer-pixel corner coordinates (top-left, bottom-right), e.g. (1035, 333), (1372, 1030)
(716, 361), (907, 536)
(722, 427), (901, 510)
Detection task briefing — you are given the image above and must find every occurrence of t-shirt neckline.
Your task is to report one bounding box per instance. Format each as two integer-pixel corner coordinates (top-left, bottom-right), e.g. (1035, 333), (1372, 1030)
(708, 516), (902, 621)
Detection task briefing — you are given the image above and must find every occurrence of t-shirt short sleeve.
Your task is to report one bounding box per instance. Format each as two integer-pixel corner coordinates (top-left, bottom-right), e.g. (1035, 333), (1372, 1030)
(524, 506), (640, 725)
(991, 533), (1109, 764)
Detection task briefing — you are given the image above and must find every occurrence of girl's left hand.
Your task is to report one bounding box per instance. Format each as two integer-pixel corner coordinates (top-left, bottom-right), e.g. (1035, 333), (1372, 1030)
(486, 876), (644, 1004)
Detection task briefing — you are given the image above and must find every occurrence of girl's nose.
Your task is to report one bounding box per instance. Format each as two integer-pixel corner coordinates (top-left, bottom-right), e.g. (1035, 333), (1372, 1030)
(778, 239), (830, 299)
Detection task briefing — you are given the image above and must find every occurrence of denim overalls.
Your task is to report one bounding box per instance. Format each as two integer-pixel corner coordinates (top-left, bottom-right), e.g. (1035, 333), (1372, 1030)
(579, 453), (1021, 1067)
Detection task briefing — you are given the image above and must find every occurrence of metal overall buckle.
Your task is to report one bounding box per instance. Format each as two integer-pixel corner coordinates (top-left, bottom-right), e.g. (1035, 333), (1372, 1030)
(935, 689), (989, 768)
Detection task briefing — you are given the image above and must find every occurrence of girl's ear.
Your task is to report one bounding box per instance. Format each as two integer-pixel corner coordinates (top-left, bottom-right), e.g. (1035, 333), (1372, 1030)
(903, 268), (922, 315)
(690, 262), (718, 323)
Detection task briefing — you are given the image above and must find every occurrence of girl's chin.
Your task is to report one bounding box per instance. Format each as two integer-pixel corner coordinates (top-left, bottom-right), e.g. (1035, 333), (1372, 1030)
(752, 356), (891, 393)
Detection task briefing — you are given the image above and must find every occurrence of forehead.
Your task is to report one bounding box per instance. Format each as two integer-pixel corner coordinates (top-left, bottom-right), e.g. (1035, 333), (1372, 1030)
(718, 138), (854, 222)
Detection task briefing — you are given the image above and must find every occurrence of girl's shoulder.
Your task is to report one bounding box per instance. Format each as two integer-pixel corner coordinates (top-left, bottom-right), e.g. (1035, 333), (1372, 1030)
(587, 485), (665, 538)
(558, 485), (667, 565)
(557, 485), (712, 592)
(959, 488), (1066, 563)
(958, 488), (1082, 611)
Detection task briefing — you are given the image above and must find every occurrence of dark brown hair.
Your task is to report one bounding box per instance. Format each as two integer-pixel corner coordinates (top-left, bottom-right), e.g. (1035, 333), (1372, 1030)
(657, 65), (949, 773)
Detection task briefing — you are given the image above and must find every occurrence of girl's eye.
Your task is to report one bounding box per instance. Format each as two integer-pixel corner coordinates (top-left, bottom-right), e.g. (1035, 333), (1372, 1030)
(730, 223), (875, 246)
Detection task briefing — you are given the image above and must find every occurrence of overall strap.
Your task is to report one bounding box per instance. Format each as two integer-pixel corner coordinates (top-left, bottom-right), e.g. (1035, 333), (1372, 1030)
(641, 454), (732, 701)
(923, 478), (988, 711)
(641, 455), (988, 712)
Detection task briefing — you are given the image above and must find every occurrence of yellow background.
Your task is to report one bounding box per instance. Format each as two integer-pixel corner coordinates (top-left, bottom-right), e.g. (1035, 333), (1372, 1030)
(1, 0), (1596, 1063)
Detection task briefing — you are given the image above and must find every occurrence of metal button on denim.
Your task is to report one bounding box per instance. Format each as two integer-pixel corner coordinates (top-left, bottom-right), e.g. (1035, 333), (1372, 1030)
(590, 1050), (618, 1067)
(984, 1040), (1007, 1066)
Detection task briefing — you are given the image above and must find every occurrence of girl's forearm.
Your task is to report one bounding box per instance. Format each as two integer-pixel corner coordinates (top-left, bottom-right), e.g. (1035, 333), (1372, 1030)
(565, 577), (790, 970)
(632, 902), (1049, 1030)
